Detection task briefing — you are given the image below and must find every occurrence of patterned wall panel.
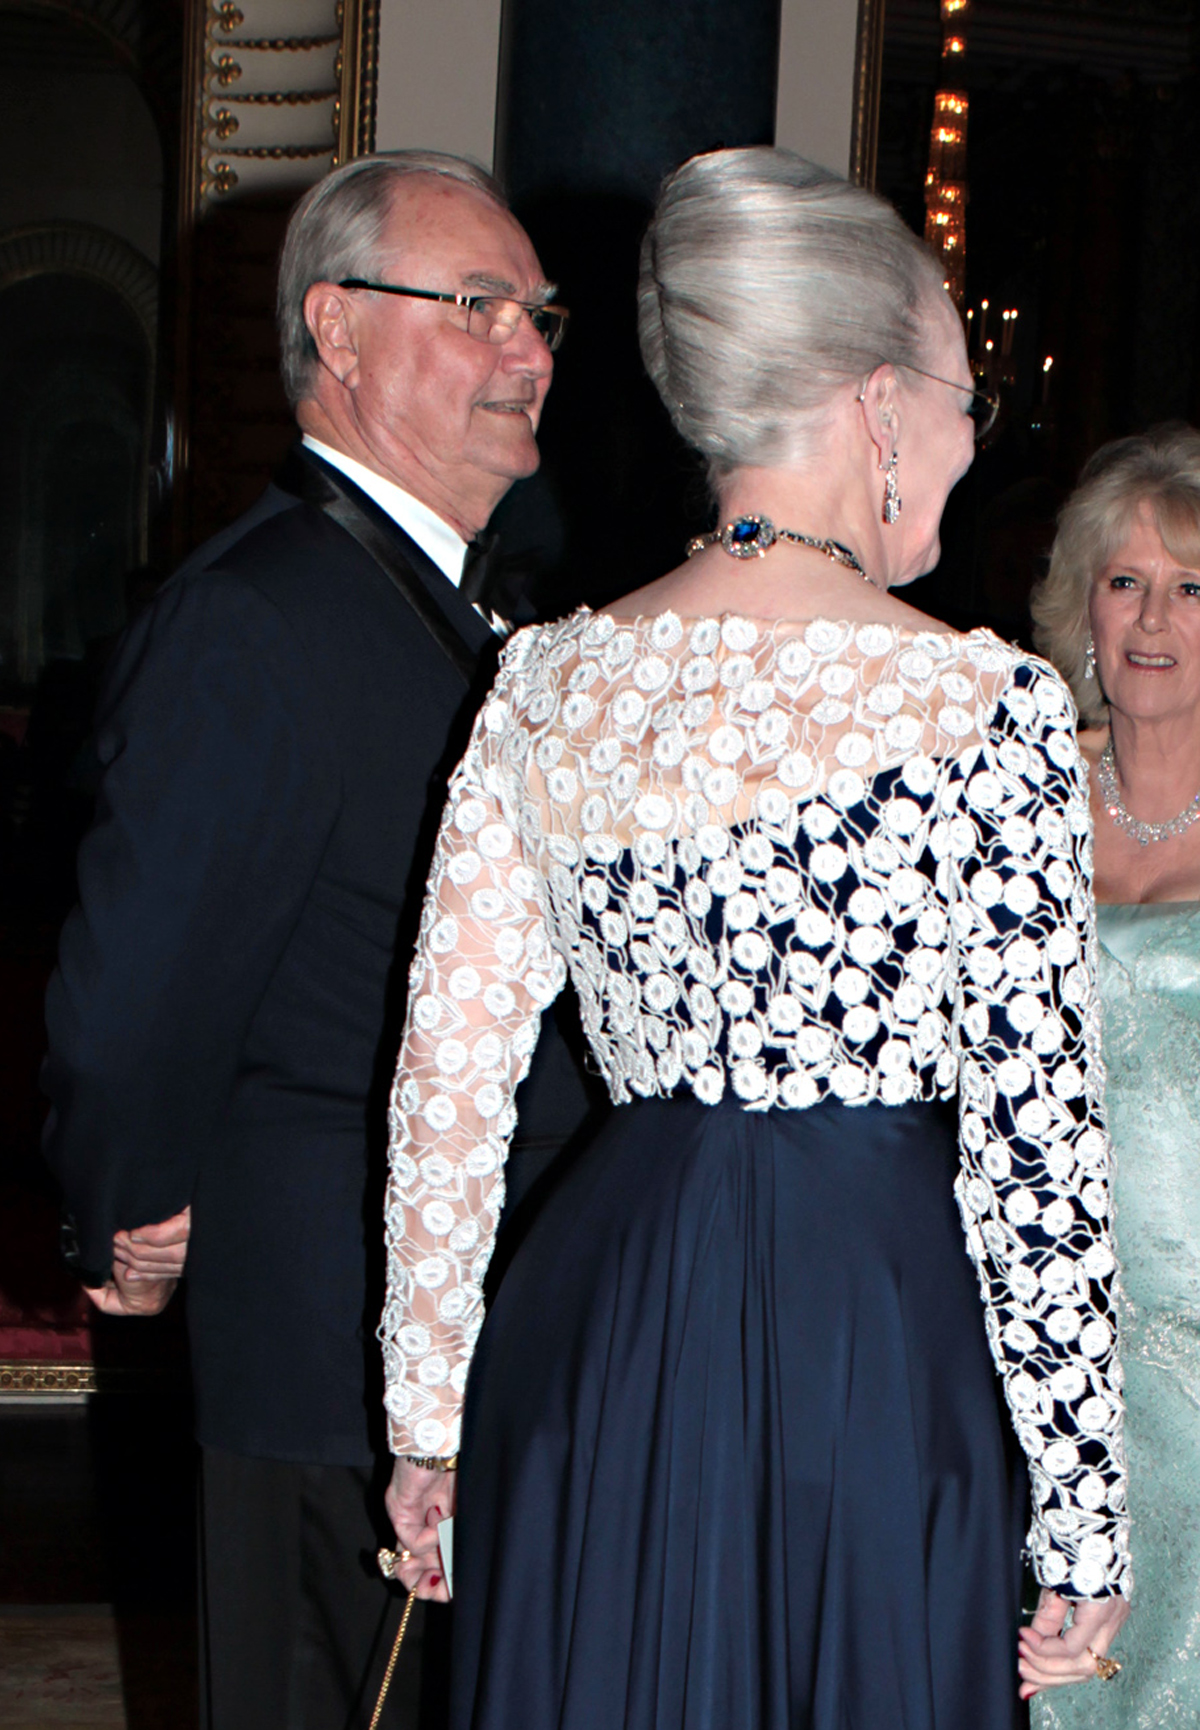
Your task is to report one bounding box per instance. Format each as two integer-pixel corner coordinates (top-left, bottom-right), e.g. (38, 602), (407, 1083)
(197, 0), (340, 206)
(174, 0), (378, 551)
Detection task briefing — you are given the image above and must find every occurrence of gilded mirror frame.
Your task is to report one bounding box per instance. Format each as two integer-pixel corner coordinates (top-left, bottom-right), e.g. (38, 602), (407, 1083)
(850, 0), (885, 188)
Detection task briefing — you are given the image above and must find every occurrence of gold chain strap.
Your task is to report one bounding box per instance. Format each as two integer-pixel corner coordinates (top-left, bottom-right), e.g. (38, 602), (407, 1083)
(368, 1586), (419, 1730)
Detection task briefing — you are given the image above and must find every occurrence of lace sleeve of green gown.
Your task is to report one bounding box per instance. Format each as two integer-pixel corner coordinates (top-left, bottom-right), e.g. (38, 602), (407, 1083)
(1035, 902), (1200, 1724)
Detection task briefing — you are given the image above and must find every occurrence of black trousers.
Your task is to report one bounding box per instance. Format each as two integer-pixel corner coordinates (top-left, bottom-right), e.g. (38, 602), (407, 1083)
(199, 1446), (448, 1730)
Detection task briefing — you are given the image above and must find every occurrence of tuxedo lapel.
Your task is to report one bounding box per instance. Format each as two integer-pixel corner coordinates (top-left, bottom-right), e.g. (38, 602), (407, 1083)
(274, 445), (493, 683)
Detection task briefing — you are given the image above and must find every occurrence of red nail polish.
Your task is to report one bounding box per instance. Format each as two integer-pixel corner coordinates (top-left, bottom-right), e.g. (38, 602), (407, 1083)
(430, 1574), (441, 1587)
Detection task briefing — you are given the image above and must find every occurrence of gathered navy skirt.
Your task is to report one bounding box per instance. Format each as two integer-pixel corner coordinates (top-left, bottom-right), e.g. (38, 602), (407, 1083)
(451, 1095), (1027, 1730)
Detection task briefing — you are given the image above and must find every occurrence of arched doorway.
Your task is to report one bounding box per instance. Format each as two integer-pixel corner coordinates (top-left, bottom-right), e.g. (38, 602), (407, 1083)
(0, 253), (154, 686)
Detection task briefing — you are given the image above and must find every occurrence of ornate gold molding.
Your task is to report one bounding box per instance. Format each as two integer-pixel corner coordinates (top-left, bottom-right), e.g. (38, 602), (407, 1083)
(218, 34), (339, 52)
(850, 0), (886, 189)
(0, 1361), (97, 1396)
(184, 4), (342, 212)
(334, 0), (379, 164)
(180, 0), (207, 227)
(201, 162), (239, 196)
(221, 143), (334, 160)
(221, 88), (337, 104)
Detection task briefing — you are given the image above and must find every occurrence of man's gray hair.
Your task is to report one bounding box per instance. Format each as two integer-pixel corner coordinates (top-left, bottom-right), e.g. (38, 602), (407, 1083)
(1032, 424), (1200, 726)
(277, 149), (505, 407)
(638, 146), (947, 481)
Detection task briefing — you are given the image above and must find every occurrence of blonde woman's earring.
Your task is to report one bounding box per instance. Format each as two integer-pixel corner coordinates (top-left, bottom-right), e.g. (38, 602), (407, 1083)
(882, 452), (901, 525)
(1084, 636), (1096, 681)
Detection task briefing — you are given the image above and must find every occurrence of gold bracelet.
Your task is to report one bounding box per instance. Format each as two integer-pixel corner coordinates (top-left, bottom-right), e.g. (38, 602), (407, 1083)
(400, 1453), (459, 1472)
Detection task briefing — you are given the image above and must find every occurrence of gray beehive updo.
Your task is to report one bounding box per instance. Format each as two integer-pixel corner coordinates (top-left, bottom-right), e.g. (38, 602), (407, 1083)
(638, 146), (947, 480)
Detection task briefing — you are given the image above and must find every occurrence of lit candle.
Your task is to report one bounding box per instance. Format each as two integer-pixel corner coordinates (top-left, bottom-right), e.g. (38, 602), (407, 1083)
(1000, 310), (1014, 359)
(1042, 355), (1053, 406)
(979, 298), (989, 348)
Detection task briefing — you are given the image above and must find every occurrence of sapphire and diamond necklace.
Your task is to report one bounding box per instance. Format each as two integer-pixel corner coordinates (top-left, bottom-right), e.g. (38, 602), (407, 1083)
(686, 514), (882, 590)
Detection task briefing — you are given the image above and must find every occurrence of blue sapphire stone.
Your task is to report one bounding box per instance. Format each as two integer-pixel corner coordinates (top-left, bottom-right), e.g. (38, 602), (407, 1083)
(720, 514), (775, 558)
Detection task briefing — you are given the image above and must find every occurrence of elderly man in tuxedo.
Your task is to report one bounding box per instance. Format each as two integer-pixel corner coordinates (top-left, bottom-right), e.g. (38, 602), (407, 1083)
(42, 151), (592, 1729)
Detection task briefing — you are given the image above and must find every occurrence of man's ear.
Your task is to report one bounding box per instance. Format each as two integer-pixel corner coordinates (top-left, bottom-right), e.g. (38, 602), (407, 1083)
(857, 364), (901, 470)
(303, 283), (360, 387)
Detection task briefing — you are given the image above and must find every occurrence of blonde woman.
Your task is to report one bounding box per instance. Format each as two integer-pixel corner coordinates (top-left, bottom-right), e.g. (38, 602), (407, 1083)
(1028, 424), (1200, 1722)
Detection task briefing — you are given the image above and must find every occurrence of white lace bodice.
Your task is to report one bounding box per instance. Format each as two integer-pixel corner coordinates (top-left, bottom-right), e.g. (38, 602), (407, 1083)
(381, 610), (1129, 1597)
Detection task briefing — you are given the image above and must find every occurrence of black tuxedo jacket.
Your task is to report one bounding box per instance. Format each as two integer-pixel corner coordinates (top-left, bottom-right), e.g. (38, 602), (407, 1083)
(42, 446), (596, 1466)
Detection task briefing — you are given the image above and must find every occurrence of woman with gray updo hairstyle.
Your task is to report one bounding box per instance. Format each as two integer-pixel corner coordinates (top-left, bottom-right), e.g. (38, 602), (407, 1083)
(381, 146), (1128, 1730)
(638, 147), (943, 478)
(628, 146), (1001, 599)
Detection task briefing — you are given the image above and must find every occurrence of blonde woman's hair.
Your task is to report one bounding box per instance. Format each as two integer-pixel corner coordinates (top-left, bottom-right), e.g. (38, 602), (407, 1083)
(637, 146), (946, 483)
(1032, 424), (1200, 726)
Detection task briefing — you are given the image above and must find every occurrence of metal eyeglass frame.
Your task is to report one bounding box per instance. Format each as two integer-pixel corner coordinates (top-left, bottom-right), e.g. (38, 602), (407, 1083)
(895, 361), (1000, 440)
(337, 278), (569, 351)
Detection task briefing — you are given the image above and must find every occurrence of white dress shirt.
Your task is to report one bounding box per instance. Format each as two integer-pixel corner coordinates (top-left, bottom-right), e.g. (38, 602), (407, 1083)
(301, 436), (468, 586)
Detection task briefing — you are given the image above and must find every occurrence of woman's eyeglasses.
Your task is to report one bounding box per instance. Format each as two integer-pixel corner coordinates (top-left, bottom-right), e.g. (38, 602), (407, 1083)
(897, 362), (1000, 441)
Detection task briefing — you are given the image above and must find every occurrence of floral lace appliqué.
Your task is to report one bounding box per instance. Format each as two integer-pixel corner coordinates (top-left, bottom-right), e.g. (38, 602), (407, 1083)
(381, 611), (1129, 1599)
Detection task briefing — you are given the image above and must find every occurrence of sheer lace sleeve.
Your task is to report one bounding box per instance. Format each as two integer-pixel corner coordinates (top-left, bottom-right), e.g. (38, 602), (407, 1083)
(380, 650), (565, 1457)
(945, 659), (1129, 1597)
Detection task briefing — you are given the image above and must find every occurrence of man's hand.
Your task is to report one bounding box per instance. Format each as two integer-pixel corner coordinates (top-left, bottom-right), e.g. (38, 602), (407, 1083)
(113, 1206), (191, 1280)
(84, 1206), (191, 1318)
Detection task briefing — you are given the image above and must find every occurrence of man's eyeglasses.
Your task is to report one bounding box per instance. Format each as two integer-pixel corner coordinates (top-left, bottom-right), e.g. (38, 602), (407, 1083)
(897, 362), (1000, 441)
(338, 279), (569, 352)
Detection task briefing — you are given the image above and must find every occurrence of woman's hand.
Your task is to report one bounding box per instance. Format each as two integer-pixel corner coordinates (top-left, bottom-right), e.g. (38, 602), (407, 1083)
(384, 1458), (457, 1603)
(1018, 1590), (1131, 1699)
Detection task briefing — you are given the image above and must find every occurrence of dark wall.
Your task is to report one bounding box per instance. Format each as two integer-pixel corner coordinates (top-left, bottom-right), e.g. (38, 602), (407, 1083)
(492, 0), (782, 613)
(878, 0), (1200, 643)
(0, 275), (149, 690)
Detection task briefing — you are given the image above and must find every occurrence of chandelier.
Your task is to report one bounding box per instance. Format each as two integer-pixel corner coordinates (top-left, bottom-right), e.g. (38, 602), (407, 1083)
(924, 0), (970, 309)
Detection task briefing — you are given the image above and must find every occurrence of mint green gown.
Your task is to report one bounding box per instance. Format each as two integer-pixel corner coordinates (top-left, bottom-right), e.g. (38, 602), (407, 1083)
(1036, 902), (1200, 1728)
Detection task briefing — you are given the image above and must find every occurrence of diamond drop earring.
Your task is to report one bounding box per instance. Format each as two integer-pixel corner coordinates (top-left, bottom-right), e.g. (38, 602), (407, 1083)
(882, 451), (901, 525)
(1084, 635), (1096, 681)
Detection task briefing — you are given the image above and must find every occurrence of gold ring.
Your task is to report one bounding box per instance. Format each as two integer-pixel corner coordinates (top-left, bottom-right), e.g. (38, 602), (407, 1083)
(1087, 1646), (1122, 1682)
(376, 1546), (414, 1581)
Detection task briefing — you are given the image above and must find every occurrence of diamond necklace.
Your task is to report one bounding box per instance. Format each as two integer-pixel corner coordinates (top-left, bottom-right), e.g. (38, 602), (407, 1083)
(1097, 740), (1200, 847)
(686, 514), (883, 591)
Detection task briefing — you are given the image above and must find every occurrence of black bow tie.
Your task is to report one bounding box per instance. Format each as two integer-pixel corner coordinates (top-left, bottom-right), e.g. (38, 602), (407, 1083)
(459, 532), (500, 607)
